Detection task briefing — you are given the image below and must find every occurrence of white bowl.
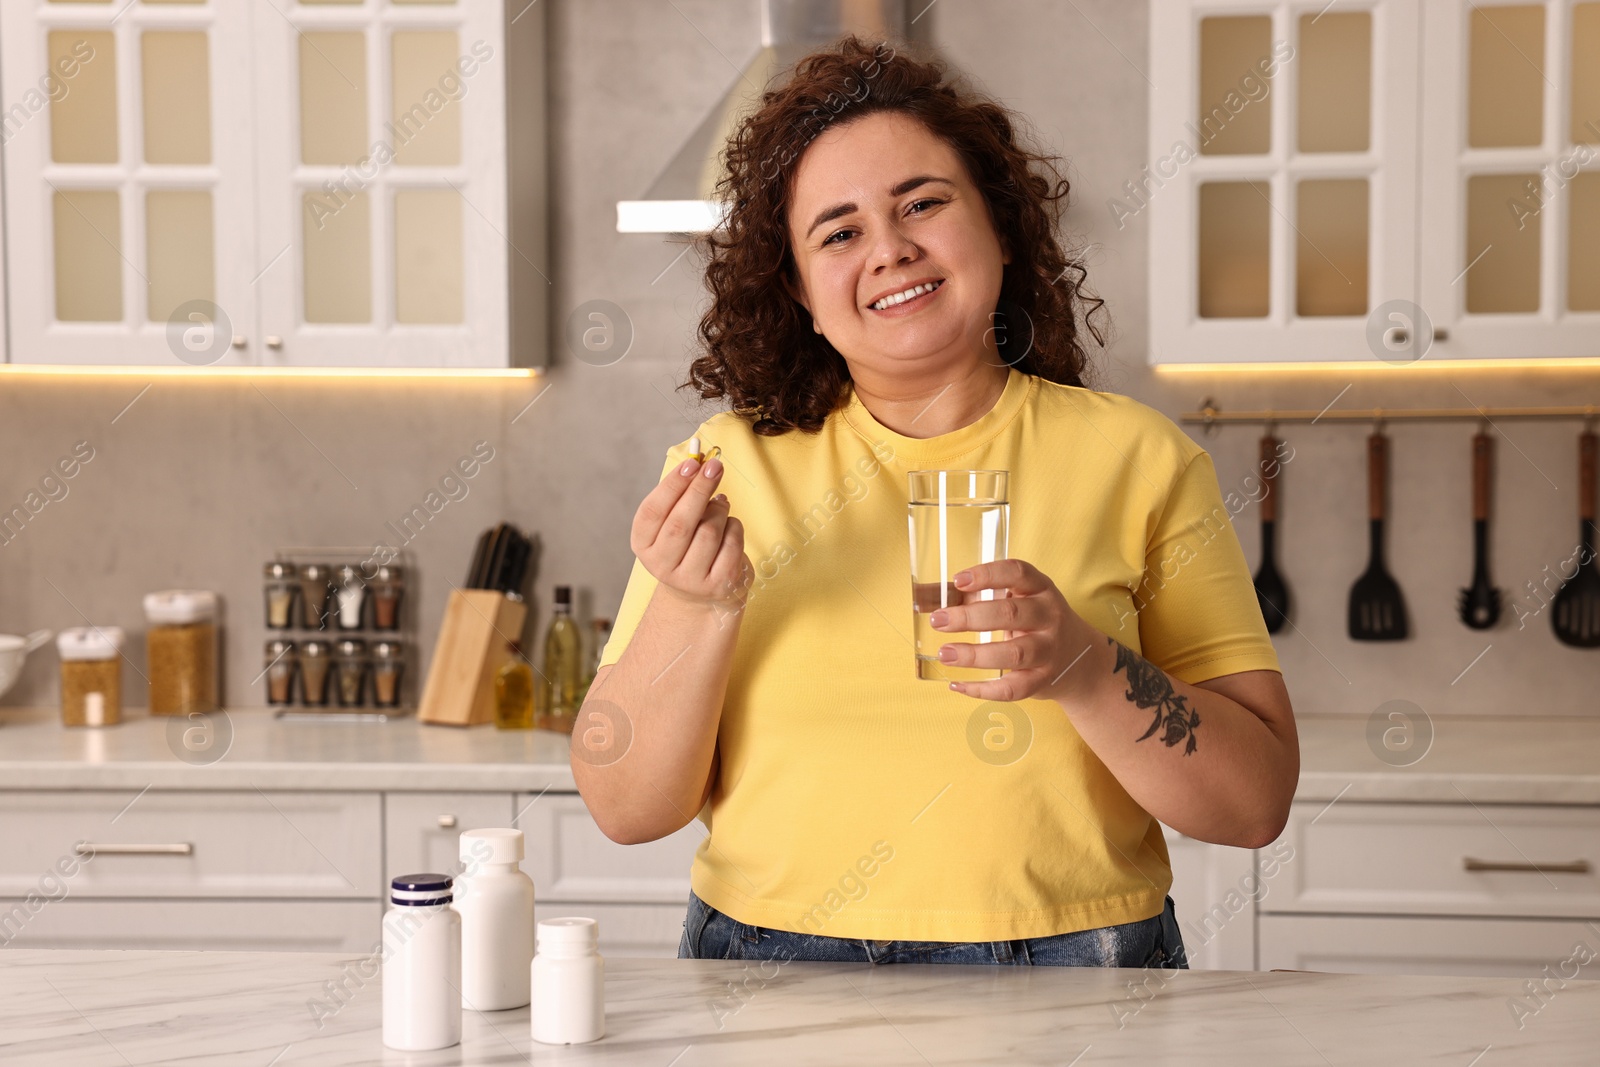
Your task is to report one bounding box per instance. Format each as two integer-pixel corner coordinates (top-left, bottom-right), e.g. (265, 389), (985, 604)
(0, 630), (52, 700)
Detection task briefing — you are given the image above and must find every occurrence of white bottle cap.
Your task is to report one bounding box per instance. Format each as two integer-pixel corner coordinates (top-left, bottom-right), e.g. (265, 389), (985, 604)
(57, 627), (124, 661)
(461, 827), (524, 865)
(537, 917), (598, 947)
(143, 590), (218, 625)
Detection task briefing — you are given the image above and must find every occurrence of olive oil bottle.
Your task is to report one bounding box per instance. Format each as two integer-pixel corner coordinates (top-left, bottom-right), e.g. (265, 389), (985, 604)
(541, 586), (581, 732)
(494, 642), (534, 730)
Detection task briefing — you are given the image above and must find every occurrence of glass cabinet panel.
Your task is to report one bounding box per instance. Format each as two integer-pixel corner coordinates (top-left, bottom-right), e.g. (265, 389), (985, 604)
(299, 32), (367, 165)
(1298, 12), (1371, 153)
(1468, 5), (1544, 148)
(146, 190), (215, 324)
(1296, 179), (1368, 316)
(1198, 180), (1270, 317)
(1198, 16), (1272, 156)
(49, 31), (116, 163)
(1569, 173), (1600, 312)
(142, 32), (212, 165)
(1465, 173), (1540, 313)
(394, 189), (464, 323)
(53, 190), (122, 321)
(391, 31), (462, 166)
(1573, 4), (1600, 144)
(303, 190), (372, 323)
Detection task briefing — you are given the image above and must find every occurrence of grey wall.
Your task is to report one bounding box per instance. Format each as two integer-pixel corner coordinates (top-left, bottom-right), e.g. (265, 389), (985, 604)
(2, 0), (1596, 722)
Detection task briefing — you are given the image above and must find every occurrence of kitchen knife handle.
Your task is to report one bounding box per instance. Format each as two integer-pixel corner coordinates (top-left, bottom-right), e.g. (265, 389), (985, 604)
(1259, 435), (1280, 523)
(1582, 431), (1596, 523)
(1368, 432), (1387, 522)
(1472, 432), (1492, 522)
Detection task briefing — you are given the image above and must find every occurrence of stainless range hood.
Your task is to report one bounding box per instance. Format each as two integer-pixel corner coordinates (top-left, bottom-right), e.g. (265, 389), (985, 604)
(616, 0), (906, 234)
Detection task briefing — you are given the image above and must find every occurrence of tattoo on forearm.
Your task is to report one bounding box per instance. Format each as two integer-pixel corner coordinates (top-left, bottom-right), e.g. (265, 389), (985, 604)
(1107, 638), (1200, 755)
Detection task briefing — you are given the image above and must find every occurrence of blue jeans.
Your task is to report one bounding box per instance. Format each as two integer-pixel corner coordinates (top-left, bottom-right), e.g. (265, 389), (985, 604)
(677, 890), (1188, 968)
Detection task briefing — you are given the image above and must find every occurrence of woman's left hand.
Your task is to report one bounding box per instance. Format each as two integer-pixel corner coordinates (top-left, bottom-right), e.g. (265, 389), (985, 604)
(931, 558), (1106, 704)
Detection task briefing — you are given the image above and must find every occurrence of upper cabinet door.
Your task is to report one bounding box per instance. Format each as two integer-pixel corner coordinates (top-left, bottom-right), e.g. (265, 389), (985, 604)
(250, 0), (508, 368)
(1150, 1), (1421, 365)
(0, 0), (257, 366)
(1419, 0), (1600, 361)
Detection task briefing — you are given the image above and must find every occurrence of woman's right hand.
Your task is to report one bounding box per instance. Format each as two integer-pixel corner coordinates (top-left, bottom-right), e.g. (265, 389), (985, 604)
(631, 455), (752, 610)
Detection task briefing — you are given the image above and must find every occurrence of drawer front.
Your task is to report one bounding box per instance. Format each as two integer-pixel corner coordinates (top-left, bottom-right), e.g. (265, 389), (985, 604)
(536, 902), (687, 959)
(517, 793), (700, 903)
(1259, 914), (1600, 980)
(0, 899), (379, 952)
(1269, 802), (1600, 919)
(0, 791), (381, 899)
(384, 793), (516, 879)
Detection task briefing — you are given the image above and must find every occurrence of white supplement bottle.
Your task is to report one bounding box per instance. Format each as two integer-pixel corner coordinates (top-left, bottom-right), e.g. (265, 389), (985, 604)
(454, 827), (536, 1011)
(531, 917), (605, 1045)
(381, 873), (461, 1051)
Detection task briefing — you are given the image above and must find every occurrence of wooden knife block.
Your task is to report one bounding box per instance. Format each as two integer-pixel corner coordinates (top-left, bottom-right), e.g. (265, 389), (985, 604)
(418, 589), (528, 726)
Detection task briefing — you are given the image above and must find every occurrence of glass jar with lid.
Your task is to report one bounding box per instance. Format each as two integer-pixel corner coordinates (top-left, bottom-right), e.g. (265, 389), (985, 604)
(264, 639), (297, 707)
(57, 627), (123, 727)
(299, 563), (333, 630)
(370, 564), (404, 631)
(334, 638), (368, 707)
(264, 562), (297, 629)
(370, 639), (405, 708)
(299, 639), (332, 707)
(334, 565), (366, 631)
(144, 589), (219, 716)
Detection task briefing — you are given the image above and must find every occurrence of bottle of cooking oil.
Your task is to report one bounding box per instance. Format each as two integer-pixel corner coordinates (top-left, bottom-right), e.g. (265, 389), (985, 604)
(575, 617), (610, 708)
(542, 587), (581, 732)
(494, 642), (534, 730)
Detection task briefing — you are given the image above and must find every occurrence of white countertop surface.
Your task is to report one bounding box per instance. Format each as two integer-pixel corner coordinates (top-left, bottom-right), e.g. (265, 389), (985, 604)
(3, 948), (1592, 1066)
(1, 707), (1597, 803)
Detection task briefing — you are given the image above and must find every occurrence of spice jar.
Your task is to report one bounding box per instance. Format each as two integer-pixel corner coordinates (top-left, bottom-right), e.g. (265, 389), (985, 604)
(264, 562), (297, 630)
(144, 590), (219, 716)
(299, 563), (333, 631)
(371, 639), (405, 708)
(264, 639), (297, 706)
(334, 638), (367, 707)
(58, 627), (123, 727)
(334, 565), (366, 631)
(371, 564), (405, 631)
(300, 639), (332, 707)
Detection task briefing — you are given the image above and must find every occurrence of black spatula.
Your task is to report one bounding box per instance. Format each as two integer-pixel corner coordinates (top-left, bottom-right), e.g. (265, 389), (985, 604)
(1348, 430), (1408, 640)
(1253, 433), (1291, 633)
(1551, 430), (1600, 648)
(1458, 432), (1502, 629)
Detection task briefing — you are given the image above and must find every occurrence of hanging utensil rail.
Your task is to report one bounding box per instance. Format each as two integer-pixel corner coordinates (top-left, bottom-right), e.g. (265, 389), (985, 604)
(1184, 402), (1598, 428)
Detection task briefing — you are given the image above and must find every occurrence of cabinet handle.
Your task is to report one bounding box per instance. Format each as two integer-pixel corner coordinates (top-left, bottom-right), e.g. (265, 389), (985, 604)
(1463, 857), (1591, 875)
(265, 336), (284, 350)
(437, 815), (457, 829)
(76, 843), (194, 856)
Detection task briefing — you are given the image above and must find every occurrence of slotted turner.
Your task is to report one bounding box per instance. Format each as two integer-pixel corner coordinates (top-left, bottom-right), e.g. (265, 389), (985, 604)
(1551, 430), (1600, 648)
(1252, 433), (1291, 633)
(1458, 431), (1502, 629)
(1348, 430), (1409, 640)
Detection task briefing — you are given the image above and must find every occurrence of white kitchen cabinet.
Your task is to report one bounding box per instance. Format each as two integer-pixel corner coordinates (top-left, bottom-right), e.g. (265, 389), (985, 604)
(1149, 0), (1600, 365)
(384, 792), (515, 880)
(0, 0), (533, 368)
(1259, 914), (1600, 979)
(1163, 827), (1259, 970)
(0, 900), (378, 953)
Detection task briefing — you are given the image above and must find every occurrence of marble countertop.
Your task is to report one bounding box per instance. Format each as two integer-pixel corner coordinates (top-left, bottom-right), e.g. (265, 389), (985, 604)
(3, 948), (1592, 1065)
(1, 707), (1597, 803)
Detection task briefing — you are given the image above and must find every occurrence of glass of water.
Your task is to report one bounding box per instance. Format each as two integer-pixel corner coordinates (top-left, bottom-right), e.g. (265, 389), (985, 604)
(907, 470), (1010, 681)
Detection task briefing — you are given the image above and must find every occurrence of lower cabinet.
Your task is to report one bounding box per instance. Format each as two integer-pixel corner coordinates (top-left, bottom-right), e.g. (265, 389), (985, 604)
(1, 899), (379, 952)
(1162, 828), (1258, 970)
(1259, 914), (1600, 979)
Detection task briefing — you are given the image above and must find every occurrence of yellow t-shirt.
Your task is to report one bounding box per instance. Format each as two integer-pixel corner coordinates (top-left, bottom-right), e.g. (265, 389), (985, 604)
(597, 367), (1281, 942)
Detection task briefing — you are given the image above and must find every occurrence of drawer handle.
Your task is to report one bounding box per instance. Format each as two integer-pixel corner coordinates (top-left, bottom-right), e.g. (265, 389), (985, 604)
(76, 843), (195, 856)
(1463, 857), (1591, 875)
(437, 815), (457, 829)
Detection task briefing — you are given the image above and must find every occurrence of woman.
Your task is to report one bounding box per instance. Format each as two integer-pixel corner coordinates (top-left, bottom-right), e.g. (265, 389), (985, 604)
(573, 36), (1297, 968)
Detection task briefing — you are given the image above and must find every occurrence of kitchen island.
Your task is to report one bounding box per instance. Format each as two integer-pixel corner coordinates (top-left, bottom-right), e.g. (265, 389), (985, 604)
(2, 948), (1592, 1065)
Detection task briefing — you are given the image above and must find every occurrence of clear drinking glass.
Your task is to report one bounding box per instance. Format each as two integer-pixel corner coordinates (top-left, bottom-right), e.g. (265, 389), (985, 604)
(908, 470), (1010, 681)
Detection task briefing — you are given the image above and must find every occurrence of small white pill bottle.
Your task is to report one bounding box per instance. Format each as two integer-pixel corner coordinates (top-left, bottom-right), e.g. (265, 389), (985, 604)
(454, 827), (536, 1011)
(381, 872), (462, 1051)
(531, 917), (605, 1045)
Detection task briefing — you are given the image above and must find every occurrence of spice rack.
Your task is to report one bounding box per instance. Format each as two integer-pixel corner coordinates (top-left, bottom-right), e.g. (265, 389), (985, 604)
(262, 546), (415, 723)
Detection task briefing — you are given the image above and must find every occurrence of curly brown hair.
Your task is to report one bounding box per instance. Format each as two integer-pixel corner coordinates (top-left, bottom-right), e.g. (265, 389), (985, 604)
(682, 34), (1105, 437)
